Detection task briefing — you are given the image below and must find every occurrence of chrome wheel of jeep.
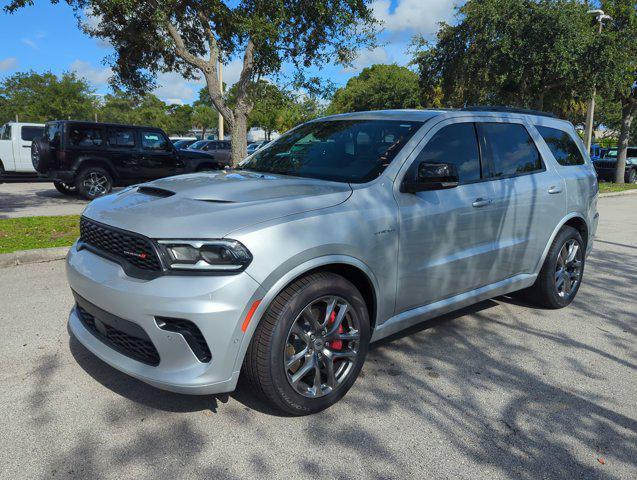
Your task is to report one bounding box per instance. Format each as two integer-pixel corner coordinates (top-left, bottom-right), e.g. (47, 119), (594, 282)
(284, 295), (360, 398)
(555, 239), (582, 298)
(83, 171), (110, 197)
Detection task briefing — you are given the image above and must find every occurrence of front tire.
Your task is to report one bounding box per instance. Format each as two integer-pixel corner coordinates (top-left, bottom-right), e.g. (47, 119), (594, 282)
(524, 226), (585, 309)
(75, 166), (113, 200)
(243, 272), (370, 415)
(626, 168), (636, 184)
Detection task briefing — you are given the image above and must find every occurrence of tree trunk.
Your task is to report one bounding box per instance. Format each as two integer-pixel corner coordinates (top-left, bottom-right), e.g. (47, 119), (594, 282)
(202, 127), (206, 140)
(614, 99), (635, 184)
(230, 112), (248, 166)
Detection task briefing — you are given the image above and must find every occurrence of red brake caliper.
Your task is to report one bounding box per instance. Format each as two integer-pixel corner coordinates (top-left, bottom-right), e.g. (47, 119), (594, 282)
(326, 310), (343, 351)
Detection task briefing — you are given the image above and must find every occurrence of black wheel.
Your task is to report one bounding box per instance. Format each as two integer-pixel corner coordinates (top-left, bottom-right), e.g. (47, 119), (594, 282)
(75, 166), (113, 200)
(53, 181), (77, 195)
(625, 168), (636, 184)
(31, 138), (53, 173)
(524, 226), (585, 309)
(243, 272), (370, 415)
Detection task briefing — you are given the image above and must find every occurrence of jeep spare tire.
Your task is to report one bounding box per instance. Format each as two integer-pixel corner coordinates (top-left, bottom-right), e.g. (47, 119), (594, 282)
(31, 137), (53, 173)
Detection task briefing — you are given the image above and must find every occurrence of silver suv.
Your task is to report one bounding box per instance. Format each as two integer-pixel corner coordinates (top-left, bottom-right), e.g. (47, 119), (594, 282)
(66, 108), (598, 415)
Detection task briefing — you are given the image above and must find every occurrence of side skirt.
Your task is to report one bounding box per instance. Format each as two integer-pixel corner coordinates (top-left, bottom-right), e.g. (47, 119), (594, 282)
(371, 273), (537, 342)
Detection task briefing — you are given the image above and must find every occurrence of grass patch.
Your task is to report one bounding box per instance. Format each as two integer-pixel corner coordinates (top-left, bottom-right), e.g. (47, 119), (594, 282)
(0, 215), (80, 254)
(598, 182), (637, 194)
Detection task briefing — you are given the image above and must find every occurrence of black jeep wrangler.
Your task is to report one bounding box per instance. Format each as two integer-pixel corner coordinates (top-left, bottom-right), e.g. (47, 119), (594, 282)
(32, 121), (229, 199)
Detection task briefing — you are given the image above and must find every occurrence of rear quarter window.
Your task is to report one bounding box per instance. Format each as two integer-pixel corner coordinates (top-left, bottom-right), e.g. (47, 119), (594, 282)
(535, 126), (585, 166)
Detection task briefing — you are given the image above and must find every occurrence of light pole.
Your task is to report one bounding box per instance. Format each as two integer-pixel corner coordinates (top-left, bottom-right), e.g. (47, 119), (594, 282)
(584, 9), (612, 152)
(218, 61), (224, 140)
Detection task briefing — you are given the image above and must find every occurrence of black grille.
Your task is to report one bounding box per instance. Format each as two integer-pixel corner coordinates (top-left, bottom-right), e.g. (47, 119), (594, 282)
(80, 217), (161, 271)
(76, 303), (160, 366)
(595, 161), (616, 169)
(155, 317), (211, 362)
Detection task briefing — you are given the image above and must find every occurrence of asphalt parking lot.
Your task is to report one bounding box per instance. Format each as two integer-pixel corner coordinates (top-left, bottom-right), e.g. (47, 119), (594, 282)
(0, 196), (635, 479)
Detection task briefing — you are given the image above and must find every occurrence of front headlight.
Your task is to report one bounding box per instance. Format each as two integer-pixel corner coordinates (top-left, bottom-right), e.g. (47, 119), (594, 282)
(157, 239), (252, 271)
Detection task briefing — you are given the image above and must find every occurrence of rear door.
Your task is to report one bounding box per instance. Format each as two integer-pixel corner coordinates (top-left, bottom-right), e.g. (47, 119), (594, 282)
(106, 126), (140, 181)
(17, 125), (44, 172)
(138, 130), (185, 180)
(477, 120), (566, 279)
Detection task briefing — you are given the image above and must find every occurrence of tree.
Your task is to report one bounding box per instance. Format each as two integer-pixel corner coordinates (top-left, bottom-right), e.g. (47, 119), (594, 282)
(412, 0), (596, 115)
(5, 1), (378, 165)
(595, 0), (637, 183)
(191, 104), (218, 139)
(328, 64), (421, 113)
(0, 71), (97, 123)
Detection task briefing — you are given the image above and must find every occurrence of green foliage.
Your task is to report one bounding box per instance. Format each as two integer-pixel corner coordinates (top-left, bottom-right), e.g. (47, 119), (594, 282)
(413, 0), (596, 116)
(0, 71), (97, 123)
(191, 104), (218, 138)
(328, 64), (421, 113)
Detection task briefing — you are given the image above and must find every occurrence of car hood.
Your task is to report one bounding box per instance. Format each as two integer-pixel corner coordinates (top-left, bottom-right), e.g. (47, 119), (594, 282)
(82, 170), (353, 239)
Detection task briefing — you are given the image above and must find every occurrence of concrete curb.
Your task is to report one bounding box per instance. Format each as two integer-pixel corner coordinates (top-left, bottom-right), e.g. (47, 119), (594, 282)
(0, 246), (69, 268)
(599, 189), (637, 198)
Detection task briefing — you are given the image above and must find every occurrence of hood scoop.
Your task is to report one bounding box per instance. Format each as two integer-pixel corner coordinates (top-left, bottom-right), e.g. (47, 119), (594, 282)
(137, 186), (175, 198)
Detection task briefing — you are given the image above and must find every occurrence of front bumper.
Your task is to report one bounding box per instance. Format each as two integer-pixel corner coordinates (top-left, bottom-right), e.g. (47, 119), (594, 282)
(66, 242), (265, 394)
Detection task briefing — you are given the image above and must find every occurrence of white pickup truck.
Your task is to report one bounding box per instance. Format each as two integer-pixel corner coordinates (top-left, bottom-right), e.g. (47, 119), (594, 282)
(0, 122), (45, 179)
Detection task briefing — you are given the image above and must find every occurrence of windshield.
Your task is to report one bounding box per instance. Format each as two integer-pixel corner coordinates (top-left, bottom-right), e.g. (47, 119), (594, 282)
(189, 140), (208, 150)
(240, 119), (423, 183)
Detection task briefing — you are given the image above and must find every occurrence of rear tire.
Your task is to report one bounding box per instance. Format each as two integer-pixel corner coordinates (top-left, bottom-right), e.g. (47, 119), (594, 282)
(75, 166), (113, 200)
(53, 181), (77, 196)
(243, 272), (370, 415)
(523, 226), (585, 309)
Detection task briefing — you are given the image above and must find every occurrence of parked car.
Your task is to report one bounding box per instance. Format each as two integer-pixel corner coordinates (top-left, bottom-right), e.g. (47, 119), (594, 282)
(0, 122), (44, 180)
(592, 147), (637, 183)
(31, 121), (227, 199)
(247, 140), (269, 155)
(66, 108), (598, 415)
(187, 140), (232, 166)
(172, 138), (198, 149)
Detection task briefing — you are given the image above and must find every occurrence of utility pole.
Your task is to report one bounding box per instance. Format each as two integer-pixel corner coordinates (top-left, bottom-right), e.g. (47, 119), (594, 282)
(584, 10), (612, 153)
(218, 61), (224, 140)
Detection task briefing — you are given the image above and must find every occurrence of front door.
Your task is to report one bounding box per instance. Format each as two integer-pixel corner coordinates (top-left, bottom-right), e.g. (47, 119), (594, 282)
(395, 120), (501, 313)
(138, 130), (184, 180)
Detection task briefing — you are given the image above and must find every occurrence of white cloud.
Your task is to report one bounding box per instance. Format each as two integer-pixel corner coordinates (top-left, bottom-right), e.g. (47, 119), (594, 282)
(21, 38), (38, 49)
(372, 0), (457, 36)
(343, 46), (390, 73)
(70, 60), (113, 85)
(0, 57), (18, 72)
(153, 71), (199, 103)
(220, 58), (244, 89)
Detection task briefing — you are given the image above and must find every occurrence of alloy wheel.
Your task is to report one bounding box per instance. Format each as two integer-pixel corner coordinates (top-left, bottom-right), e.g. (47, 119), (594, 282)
(284, 295), (360, 398)
(83, 172), (109, 197)
(554, 239), (583, 298)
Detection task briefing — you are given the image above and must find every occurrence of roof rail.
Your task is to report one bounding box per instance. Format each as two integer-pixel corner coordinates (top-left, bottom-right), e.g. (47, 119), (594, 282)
(461, 105), (556, 118)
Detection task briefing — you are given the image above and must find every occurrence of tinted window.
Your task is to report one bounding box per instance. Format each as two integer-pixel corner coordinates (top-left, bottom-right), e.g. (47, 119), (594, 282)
(21, 126), (44, 141)
(536, 126), (585, 166)
(189, 140), (207, 150)
(108, 128), (136, 148)
(44, 123), (61, 146)
(68, 125), (104, 147)
(414, 123), (481, 183)
(141, 131), (171, 151)
(480, 123), (543, 177)
(241, 120), (423, 183)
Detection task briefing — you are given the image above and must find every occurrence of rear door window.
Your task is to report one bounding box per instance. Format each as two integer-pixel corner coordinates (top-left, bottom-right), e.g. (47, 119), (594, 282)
(535, 126), (585, 166)
(68, 125), (104, 148)
(108, 128), (136, 148)
(414, 123), (482, 183)
(21, 126), (43, 141)
(479, 123), (543, 177)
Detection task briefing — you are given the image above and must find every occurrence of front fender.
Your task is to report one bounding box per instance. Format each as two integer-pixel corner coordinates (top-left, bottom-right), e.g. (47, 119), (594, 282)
(230, 254), (380, 375)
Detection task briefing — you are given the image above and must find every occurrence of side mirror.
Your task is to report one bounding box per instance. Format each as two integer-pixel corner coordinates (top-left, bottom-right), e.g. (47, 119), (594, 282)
(401, 162), (459, 193)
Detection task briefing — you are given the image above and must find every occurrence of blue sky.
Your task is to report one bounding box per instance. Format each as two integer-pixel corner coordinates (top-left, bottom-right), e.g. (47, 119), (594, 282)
(0, 0), (459, 105)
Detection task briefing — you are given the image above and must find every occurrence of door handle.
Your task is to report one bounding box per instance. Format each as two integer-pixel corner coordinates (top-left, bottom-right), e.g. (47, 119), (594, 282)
(22, 145), (31, 148)
(548, 186), (563, 194)
(472, 198), (492, 208)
